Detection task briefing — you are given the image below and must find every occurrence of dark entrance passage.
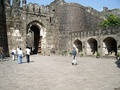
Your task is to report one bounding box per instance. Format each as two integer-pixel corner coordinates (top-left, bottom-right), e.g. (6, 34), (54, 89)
(27, 25), (41, 54)
(103, 37), (117, 55)
(87, 38), (97, 54)
(73, 39), (82, 52)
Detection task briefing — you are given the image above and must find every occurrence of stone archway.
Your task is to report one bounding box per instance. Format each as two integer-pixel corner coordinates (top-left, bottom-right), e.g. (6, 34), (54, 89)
(73, 39), (82, 52)
(26, 21), (45, 54)
(87, 38), (98, 55)
(103, 37), (117, 56)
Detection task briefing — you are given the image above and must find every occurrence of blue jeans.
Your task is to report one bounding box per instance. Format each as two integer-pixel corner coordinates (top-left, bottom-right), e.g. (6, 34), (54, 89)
(18, 54), (22, 64)
(73, 55), (76, 60)
(0, 54), (4, 61)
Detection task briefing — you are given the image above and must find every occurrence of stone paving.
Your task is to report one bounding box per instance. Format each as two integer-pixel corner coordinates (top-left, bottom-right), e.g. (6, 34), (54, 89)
(0, 55), (120, 90)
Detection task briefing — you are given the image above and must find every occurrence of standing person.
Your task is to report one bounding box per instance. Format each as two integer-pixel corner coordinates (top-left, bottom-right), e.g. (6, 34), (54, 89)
(72, 47), (77, 65)
(11, 48), (16, 61)
(18, 48), (23, 64)
(16, 46), (20, 58)
(0, 47), (4, 62)
(26, 47), (31, 63)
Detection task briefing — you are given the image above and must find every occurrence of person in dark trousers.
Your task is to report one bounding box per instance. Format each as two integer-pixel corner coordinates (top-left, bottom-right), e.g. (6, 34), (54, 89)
(0, 47), (4, 62)
(72, 47), (77, 65)
(26, 47), (31, 63)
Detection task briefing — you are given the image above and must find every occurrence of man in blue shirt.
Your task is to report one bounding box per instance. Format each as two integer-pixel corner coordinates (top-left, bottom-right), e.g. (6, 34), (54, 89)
(72, 47), (77, 65)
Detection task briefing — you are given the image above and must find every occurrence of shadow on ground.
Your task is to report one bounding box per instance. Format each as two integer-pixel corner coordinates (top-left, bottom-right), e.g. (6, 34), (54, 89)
(22, 61), (34, 63)
(114, 87), (120, 90)
(115, 60), (120, 68)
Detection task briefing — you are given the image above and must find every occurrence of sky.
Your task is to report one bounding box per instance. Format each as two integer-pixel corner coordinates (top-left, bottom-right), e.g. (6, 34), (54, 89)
(26, 0), (120, 11)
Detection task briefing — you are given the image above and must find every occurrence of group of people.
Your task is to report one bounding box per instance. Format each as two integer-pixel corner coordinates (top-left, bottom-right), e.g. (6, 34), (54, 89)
(2, 45), (77, 65)
(11, 46), (31, 64)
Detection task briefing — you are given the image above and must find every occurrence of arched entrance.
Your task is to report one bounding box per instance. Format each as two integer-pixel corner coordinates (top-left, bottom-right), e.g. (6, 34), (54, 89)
(73, 39), (82, 52)
(103, 37), (117, 56)
(26, 21), (44, 54)
(87, 38), (97, 55)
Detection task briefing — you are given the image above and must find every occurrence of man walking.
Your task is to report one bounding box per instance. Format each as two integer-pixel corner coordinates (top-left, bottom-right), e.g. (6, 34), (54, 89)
(18, 48), (23, 64)
(72, 47), (77, 65)
(26, 47), (31, 63)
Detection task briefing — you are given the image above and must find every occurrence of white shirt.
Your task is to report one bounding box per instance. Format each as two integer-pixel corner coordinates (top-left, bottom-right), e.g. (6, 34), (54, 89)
(17, 47), (19, 52)
(18, 50), (23, 55)
(26, 48), (31, 55)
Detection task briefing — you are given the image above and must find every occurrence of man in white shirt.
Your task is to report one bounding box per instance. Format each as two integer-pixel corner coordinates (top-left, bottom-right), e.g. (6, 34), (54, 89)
(26, 47), (31, 63)
(18, 47), (23, 64)
(16, 46), (20, 58)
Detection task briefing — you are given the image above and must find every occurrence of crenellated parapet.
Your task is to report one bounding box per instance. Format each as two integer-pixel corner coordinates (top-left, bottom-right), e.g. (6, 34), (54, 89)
(26, 3), (50, 15)
(70, 26), (120, 38)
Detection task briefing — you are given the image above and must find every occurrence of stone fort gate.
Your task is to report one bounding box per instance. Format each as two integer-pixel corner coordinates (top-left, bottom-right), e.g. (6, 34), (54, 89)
(26, 21), (45, 54)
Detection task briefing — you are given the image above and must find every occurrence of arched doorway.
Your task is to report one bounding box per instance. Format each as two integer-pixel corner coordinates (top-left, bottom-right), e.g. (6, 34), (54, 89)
(73, 39), (82, 52)
(26, 21), (44, 54)
(103, 37), (117, 55)
(87, 38), (97, 55)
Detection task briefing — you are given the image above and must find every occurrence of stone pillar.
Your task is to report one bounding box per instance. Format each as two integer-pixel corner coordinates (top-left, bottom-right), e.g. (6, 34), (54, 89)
(0, 0), (9, 56)
(22, 0), (26, 11)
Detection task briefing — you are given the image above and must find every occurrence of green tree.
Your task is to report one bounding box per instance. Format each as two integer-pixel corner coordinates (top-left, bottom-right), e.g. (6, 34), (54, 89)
(99, 13), (120, 28)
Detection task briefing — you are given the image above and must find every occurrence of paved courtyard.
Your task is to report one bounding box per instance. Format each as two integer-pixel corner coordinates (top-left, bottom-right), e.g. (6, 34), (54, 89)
(0, 55), (120, 90)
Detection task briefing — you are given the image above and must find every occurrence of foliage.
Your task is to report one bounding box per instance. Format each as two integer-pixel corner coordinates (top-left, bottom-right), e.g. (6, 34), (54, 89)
(69, 52), (72, 55)
(99, 13), (120, 28)
(62, 50), (67, 56)
(79, 52), (83, 57)
(116, 52), (120, 57)
(116, 52), (120, 60)
(96, 52), (100, 58)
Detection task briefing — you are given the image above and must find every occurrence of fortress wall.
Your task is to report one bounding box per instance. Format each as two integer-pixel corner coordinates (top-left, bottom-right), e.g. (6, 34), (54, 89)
(2, 0), (120, 56)
(57, 3), (86, 32)
(0, 0), (9, 56)
(56, 3), (87, 52)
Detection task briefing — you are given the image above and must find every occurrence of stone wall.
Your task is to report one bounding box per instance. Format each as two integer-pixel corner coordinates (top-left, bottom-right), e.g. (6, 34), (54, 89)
(0, 0), (9, 56)
(1, 0), (120, 56)
(55, 2), (103, 53)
